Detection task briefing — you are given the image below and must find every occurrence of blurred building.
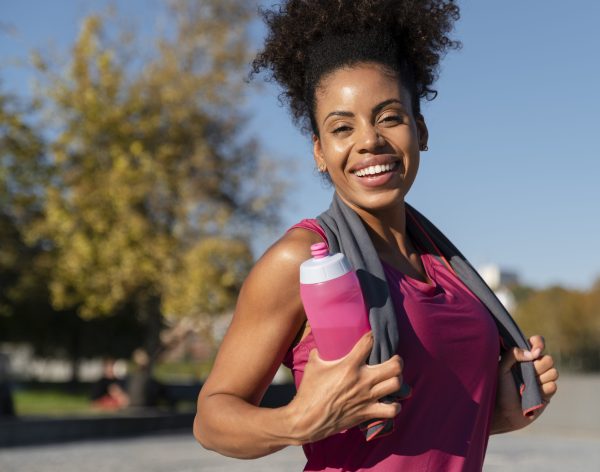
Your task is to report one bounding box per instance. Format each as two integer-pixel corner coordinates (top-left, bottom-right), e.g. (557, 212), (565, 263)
(0, 344), (129, 382)
(478, 264), (519, 313)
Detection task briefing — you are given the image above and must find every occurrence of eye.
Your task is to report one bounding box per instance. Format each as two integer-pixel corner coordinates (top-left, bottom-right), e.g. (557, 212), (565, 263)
(332, 125), (352, 135)
(379, 114), (401, 125)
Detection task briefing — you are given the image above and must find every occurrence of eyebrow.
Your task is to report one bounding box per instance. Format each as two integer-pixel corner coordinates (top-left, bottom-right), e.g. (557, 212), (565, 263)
(373, 98), (404, 114)
(322, 98), (406, 126)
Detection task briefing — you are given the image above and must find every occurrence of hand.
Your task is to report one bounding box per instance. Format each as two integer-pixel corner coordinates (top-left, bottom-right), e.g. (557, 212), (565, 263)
(288, 331), (406, 443)
(492, 335), (559, 433)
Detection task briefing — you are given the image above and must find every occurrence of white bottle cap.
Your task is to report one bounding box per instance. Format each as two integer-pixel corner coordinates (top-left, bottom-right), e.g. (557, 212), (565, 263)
(300, 243), (352, 284)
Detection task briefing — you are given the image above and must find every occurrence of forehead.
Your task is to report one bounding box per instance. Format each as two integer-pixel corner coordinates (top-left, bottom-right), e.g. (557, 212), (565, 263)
(314, 63), (410, 114)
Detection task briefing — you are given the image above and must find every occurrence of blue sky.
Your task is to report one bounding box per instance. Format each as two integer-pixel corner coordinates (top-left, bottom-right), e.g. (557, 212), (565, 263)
(1, 1), (599, 289)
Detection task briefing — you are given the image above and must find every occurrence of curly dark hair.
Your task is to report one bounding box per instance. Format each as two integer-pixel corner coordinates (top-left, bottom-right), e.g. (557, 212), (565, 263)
(251, 0), (461, 135)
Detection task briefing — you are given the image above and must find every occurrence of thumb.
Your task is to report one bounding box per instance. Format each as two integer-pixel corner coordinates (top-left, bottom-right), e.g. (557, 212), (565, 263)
(344, 331), (374, 364)
(499, 346), (537, 374)
(308, 347), (322, 363)
(528, 335), (544, 359)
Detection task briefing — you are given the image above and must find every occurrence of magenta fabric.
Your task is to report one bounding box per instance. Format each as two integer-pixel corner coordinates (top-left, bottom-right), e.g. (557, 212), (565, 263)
(285, 219), (500, 471)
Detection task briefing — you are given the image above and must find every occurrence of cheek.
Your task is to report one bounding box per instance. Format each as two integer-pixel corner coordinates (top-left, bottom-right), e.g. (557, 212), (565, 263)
(397, 126), (419, 147)
(333, 140), (351, 155)
(323, 140), (352, 166)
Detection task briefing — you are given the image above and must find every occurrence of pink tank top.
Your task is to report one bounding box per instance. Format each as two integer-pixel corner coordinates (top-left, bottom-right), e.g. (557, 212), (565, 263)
(284, 219), (500, 471)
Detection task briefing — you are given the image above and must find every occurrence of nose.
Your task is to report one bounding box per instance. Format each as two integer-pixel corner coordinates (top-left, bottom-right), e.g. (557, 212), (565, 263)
(356, 123), (383, 153)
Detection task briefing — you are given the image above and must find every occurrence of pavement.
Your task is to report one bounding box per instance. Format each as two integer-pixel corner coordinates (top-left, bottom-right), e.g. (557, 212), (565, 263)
(1, 373), (599, 471)
(0, 428), (598, 471)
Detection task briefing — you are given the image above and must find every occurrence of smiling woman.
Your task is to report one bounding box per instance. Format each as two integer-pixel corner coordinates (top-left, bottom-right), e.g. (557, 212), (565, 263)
(312, 64), (425, 216)
(193, 1), (559, 471)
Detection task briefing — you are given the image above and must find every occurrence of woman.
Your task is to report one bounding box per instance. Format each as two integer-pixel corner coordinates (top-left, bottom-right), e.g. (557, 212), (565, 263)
(194, 1), (559, 470)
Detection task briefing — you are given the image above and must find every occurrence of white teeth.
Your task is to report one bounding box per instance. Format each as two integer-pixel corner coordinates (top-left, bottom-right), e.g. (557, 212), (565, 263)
(355, 163), (395, 177)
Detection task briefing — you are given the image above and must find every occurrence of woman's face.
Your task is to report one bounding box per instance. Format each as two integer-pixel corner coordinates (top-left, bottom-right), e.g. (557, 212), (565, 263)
(313, 63), (428, 215)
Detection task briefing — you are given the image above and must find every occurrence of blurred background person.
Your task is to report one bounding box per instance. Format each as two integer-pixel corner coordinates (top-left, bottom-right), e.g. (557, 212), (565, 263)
(127, 348), (165, 409)
(90, 358), (129, 410)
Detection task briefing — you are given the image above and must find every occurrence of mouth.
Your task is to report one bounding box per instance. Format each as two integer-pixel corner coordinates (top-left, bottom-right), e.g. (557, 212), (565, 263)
(352, 161), (401, 178)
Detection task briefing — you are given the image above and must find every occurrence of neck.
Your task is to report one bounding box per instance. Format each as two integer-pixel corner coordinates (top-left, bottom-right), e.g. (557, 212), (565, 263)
(336, 192), (414, 259)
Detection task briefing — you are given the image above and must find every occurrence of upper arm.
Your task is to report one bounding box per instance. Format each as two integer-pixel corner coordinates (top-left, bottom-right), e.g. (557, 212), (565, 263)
(198, 228), (321, 406)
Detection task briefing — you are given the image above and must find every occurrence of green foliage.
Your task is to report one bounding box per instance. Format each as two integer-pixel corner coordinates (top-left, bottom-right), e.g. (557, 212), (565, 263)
(26, 0), (280, 322)
(0, 1), (281, 379)
(0, 92), (47, 316)
(515, 280), (600, 371)
(163, 237), (253, 318)
(0, 92), (144, 359)
(0, 93), (46, 220)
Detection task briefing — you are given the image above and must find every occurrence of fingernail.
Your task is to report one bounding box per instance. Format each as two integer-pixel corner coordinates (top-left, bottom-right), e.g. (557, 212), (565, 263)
(531, 348), (541, 358)
(523, 350), (534, 360)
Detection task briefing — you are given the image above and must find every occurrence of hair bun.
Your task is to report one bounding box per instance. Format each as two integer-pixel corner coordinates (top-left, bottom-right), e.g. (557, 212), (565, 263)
(251, 0), (461, 134)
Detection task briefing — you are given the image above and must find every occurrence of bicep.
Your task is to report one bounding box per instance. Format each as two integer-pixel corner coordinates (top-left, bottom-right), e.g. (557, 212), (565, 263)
(199, 234), (313, 406)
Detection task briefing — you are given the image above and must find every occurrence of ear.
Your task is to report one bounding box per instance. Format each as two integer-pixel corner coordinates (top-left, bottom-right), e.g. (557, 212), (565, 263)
(312, 134), (326, 171)
(416, 114), (429, 151)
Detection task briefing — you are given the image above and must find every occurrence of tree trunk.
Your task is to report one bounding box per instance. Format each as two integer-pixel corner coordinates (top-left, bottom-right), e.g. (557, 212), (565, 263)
(68, 326), (81, 392)
(128, 293), (163, 407)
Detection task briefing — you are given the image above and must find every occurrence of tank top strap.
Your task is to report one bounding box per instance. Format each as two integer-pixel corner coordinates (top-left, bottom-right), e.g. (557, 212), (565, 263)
(287, 218), (329, 246)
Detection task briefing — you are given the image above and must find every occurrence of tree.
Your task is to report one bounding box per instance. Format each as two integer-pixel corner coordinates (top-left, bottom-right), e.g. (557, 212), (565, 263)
(515, 281), (600, 371)
(1, 90), (147, 384)
(26, 0), (281, 400)
(0, 89), (57, 357)
(0, 91), (46, 318)
(581, 278), (600, 369)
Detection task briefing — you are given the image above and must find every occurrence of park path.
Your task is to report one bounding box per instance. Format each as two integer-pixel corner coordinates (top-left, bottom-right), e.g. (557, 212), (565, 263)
(0, 429), (599, 471)
(1, 374), (599, 471)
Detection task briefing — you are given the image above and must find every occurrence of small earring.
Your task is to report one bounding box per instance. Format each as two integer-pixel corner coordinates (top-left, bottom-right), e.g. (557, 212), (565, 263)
(420, 144), (429, 151)
(318, 163), (327, 173)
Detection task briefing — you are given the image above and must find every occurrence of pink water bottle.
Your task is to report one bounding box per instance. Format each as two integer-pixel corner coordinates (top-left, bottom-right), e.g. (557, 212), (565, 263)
(299, 242), (371, 360)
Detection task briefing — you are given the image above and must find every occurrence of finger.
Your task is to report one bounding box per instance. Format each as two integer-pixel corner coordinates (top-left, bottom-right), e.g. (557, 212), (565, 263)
(364, 400), (402, 420)
(528, 335), (545, 359)
(537, 367), (559, 385)
(533, 355), (555, 375)
(541, 380), (558, 397)
(344, 331), (374, 365)
(499, 347), (533, 373)
(370, 375), (403, 401)
(365, 355), (403, 386)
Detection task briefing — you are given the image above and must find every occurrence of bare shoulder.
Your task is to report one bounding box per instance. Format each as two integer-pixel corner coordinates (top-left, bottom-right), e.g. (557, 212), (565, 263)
(227, 225), (324, 338)
(233, 226), (322, 319)
(200, 227), (323, 403)
(252, 226), (323, 278)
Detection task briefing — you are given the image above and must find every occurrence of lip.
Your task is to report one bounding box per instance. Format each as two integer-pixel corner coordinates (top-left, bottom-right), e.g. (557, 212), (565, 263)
(350, 161), (402, 188)
(349, 155), (401, 174)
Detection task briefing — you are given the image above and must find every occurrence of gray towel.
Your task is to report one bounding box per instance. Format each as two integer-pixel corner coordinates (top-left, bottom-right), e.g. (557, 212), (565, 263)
(317, 193), (543, 441)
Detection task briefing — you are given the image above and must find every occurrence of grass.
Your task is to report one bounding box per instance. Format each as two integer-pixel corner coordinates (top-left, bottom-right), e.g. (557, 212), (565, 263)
(13, 388), (99, 417)
(10, 360), (213, 417)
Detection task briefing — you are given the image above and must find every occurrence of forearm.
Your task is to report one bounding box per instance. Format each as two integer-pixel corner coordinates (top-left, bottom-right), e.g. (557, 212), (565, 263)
(489, 410), (521, 435)
(491, 336), (556, 435)
(194, 392), (305, 459)
(490, 404), (539, 435)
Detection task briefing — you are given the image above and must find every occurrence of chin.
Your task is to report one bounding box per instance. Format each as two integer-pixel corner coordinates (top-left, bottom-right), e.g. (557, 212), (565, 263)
(351, 190), (407, 214)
